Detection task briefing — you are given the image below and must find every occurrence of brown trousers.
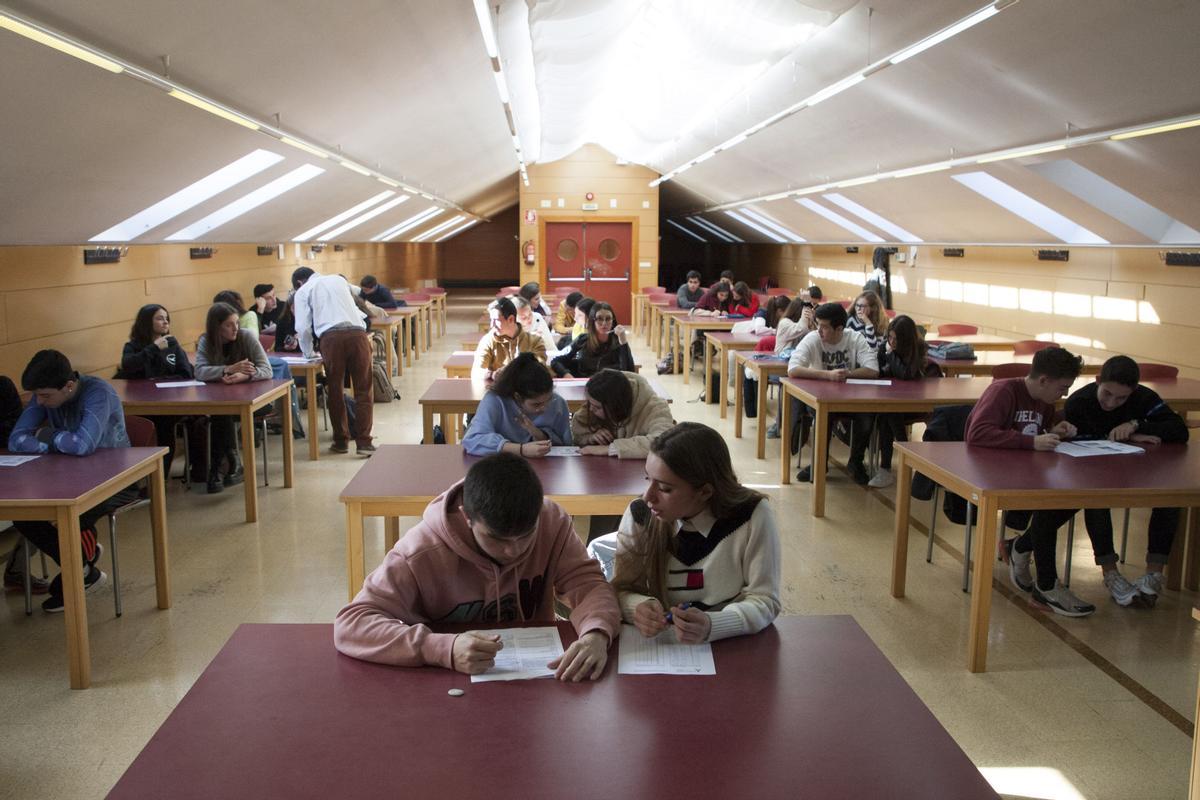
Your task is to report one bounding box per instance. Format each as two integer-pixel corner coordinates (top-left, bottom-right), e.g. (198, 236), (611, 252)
(320, 328), (373, 447)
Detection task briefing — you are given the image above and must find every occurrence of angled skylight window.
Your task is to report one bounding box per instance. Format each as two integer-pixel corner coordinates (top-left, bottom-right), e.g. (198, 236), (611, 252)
(1028, 160), (1200, 244)
(951, 172), (1108, 244)
(725, 210), (786, 243)
(821, 194), (923, 242)
(413, 215), (466, 243)
(91, 149), (284, 241)
(372, 207), (442, 242)
(740, 207), (806, 242)
(666, 219), (706, 243)
(436, 219), (480, 242)
(318, 195), (410, 240)
(794, 198), (884, 242)
(293, 190), (396, 242)
(689, 217), (742, 243)
(165, 164), (324, 241)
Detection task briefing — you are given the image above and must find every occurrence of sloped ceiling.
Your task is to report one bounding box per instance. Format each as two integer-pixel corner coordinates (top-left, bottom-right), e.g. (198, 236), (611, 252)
(0, 0), (1198, 246)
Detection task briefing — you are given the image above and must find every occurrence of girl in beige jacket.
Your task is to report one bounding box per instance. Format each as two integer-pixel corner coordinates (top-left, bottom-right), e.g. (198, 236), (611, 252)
(571, 370), (674, 459)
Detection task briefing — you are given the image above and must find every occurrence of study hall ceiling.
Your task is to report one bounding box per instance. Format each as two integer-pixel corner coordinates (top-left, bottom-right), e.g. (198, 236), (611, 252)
(0, 0), (1197, 246)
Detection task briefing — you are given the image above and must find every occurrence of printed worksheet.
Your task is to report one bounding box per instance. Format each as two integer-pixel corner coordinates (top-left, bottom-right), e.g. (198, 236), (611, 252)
(470, 627), (565, 683)
(154, 380), (205, 388)
(1055, 440), (1144, 457)
(545, 446), (581, 457)
(617, 625), (716, 675)
(278, 356), (319, 364)
(0, 455), (40, 467)
(846, 379), (892, 386)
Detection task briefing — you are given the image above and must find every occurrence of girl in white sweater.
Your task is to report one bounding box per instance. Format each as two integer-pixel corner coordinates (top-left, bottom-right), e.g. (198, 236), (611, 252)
(571, 369), (674, 458)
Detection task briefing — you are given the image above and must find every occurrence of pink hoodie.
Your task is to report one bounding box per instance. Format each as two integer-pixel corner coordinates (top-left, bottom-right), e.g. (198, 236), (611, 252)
(334, 480), (620, 669)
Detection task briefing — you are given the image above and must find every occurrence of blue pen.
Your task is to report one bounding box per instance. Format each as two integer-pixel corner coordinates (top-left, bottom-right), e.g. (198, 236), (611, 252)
(664, 602), (690, 624)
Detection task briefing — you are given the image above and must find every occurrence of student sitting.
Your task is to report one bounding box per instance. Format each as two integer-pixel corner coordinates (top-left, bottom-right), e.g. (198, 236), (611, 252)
(786, 302), (879, 485)
(272, 294), (300, 352)
(800, 285), (823, 304)
(113, 304), (197, 479)
(252, 284), (283, 332)
(774, 296), (815, 354)
(611, 422), (780, 643)
(719, 269), (736, 285)
(1, 373), (44, 592)
(358, 275), (402, 309)
(195, 302), (273, 493)
(691, 281), (732, 317)
(553, 290), (583, 336)
(519, 281), (553, 318)
(463, 352), (570, 457)
(676, 270), (704, 310)
(213, 289), (259, 336)
(334, 452), (620, 680)
(569, 297), (595, 342)
(9, 350), (137, 612)
(513, 295), (561, 357)
(472, 297), (547, 381)
(571, 369), (674, 458)
(845, 290), (888, 349)
(728, 281), (759, 318)
(551, 302), (634, 378)
(868, 315), (942, 488)
(966, 347), (1088, 616)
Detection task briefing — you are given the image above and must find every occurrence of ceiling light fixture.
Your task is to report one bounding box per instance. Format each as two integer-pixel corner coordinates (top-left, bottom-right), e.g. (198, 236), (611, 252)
(372, 207), (443, 242)
(472, 0), (499, 58)
(976, 143), (1066, 164)
(689, 217), (742, 243)
(318, 195), (410, 240)
(279, 136), (328, 159)
(740, 207), (806, 242)
(340, 160), (372, 176)
(888, 3), (1002, 65)
(0, 10), (123, 73)
(168, 89), (259, 131)
(822, 194), (923, 242)
(435, 218), (481, 242)
(293, 191), (396, 242)
(166, 164), (325, 241)
(666, 219), (707, 243)
(726, 210), (787, 243)
(1110, 116), (1200, 141)
(472, 0), (529, 187)
(795, 198), (884, 242)
(413, 215), (466, 243)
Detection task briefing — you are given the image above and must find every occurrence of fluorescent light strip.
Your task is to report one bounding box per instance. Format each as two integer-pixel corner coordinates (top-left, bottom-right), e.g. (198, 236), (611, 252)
(667, 219), (707, 243)
(805, 73), (864, 108)
(492, 70), (510, 104)
(0, 11), (123, 72)
(893, 161), (952, 178)
(435, 219), (481, 242)
(689, 217), (743, 243)
(835, 175), (879, 188)
(686, 217), (733, 243)
(413, 215), (466, 243)
(340, 160), (371, 176)
(377, 177), (400, 187)
(1111, 117), (1200, 141)
(951, 172), (1108, 244)
(319, 195), (410, 240)
(92, 149), (284, 241)
(373, 208), (443, 242)
(822, 194), (924, 242)
(977, 143), (1066, 164)
(889, 5), (999, 64)
(293, 191), (396, 241)
(740, 208), (806, 242)
(166, 164), (325, 240)
(725, 210), (787, 243)
(795, 199), (885, 242)
(472, 0), (499, 59)
(280, 137), (328, 159)
(168, 89), (259, 130)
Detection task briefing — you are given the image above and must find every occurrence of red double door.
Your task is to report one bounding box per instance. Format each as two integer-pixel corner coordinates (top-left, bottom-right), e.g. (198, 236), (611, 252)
(544, 221), (632, 324)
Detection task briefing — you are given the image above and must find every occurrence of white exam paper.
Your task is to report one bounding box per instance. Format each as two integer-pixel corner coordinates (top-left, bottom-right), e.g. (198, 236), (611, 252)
(278, 356), (318, 364)
(154, 380), (205, 388)
(546, 446), (581, 457)
(0, 455), (39, 467)
(470, 627), (565, 683)
(617, 625), (716, 675)
(1055, 440), (1144, 457)
(846, 379), (892, 386)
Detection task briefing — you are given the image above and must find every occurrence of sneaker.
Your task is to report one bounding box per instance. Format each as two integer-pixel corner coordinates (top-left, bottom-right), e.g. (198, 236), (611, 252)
(848, 461), (870, 486)
(868, 467), (895, 488)
(1133, 571), (1164, 607)
(796, 464), (827, 482)
(42, 565), (107, 613)
(1032, 581), (1096, 617)
(1103, 570), (1141, 607)
(330, 441), (349, 454)
(1003, 538), (1034, 593)
(223, 466), (244, 487)
(356, 443), (377, 457)
(4, 569), (50, 594)
(765, 423), (780, 439)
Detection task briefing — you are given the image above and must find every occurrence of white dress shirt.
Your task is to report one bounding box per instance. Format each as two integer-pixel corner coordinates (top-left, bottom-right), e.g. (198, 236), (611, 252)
(294, 274), (366, 358)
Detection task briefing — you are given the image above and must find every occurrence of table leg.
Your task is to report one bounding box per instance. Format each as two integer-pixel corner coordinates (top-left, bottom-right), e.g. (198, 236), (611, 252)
(1187, 509), (1200, 593)
(890, 455), (913, 598)
(306, 369), (319, 461)
(422, 405), (435, 444)
(345, 502), (365, 602)
(756, 371), (769, 460)
(966, 496), (999, 673)
(417, 309), (426, 356)
(812, 405), (828, 518)
(240, 407), (258, 523)
(385, 517), (400, 551)
(403, 317), (412, 368)
(704, 338), (713, 402)
(780, 388), (793, 485)
(384, 331), (394, 378)
(57, 505), (90, 689)
(149, 459), (171, 610)
(734, 363), (744, 439)
(281, 389), (294, 489)
(444, 412), (459, 444)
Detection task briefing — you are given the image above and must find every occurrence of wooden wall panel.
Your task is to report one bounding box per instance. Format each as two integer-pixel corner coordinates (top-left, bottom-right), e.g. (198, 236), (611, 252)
(441, 204), (518, 284)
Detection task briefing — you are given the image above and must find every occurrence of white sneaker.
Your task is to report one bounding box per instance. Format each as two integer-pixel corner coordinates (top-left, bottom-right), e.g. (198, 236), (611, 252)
(1133, 571), (1164, 607)
(1003, 539), (1034, 593)
(1032, 581), (1096, 617)
(867, 468), (895, 488)
(1102, 570), (1140, 607)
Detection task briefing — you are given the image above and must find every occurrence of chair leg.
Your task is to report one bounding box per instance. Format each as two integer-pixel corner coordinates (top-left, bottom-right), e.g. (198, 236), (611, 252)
(23, 537), (33, 616)
(926, 486), (940, 563)
(109, 513), (122, 617)
(962, 510), (974, 593)
(260, 418), (269, 487)
(1063, 516), (1075, 588)
(178, 420), (191, 491)
(1119, 508), (1130, 564)
(39, 549), (47, 578)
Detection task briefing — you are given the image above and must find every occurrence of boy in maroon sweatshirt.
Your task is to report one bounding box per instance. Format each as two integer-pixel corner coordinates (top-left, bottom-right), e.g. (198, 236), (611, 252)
(965, 347), (1088, 616)
(335, 453), (620, 680)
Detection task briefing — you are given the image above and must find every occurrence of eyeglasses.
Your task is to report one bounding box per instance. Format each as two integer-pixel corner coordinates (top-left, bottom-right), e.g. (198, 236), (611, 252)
(854, 304), (869, 310)
(593, 315), (615, 323)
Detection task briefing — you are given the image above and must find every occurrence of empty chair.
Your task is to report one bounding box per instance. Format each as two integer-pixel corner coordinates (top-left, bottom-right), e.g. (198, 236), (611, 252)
(106, 415), (157, 617)
(1137, 362), (1179, 379)
(937, 324), (978, 336)
(647, 292), (678, 308)
(258, 333), (275, 351)
(884, 309), (897, 318)
(641, 285), (666, 294)
(500, 285), (521, 294)
(991, 363), (1031, 379)
(1013, 339), (1058, 355)
(766, 287), (793, 296)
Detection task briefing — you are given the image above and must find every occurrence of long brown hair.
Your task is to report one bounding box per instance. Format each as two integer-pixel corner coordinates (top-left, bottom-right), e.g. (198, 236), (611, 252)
(613, 422), (765, 604)
(202, 302), (250, 365)
(763, 295), (791, 329)
(853, 290), (888, 334)
(582, 369), (634, 435)
(887, 314), (927, 380)
(585, 301), (618, 354)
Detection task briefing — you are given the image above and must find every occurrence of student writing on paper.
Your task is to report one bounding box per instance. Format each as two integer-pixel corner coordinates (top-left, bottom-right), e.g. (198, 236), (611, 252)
(334, 453), (620, 681)
(609, 423), (781, 644)
(1, 373), (47, 593)
(463, 353), (571, 457)
(868, 315), (943, 489)
(571, 370), (674, 458)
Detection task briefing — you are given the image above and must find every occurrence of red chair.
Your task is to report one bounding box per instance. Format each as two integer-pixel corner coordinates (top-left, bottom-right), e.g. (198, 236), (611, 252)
(641, 286), (666, 294)
(1137, 363), (1179, 379)
(107, 415), (157, 617)
(1013, 340), (1058, 355)
(766, 287), (794, 296)
(838, 300), (852, 310)
(258, 333), (276, 352)
(647, 293), (678, 308)
(500, 286), (521, 295)
(992, 364), (1031, 379)
(424, 287), (447, 295)
(553, 286), (582, 294)
(884, 309), (897, 319)
(937, 324), (978, 336)
(401, 293), (431, 303)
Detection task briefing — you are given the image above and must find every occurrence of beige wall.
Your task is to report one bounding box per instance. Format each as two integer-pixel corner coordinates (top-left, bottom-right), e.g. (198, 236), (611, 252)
(757, 243), (1200, 378)
(0, 242), (438, 381)
(519, 144), (659, 292)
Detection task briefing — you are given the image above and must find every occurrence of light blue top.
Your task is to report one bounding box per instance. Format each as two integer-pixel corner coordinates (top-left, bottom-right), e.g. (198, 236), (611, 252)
(462, 391), (572, 455)
(9, 375), (130, 456)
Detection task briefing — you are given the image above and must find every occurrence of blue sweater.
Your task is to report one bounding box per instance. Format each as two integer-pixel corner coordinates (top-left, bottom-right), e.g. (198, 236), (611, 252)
(462, 391), (572, 455)
(9, 375), (130, 456)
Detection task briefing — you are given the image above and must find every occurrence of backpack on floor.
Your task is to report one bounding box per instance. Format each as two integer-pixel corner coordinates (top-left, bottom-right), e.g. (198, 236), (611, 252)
(371, 362), (399, 403)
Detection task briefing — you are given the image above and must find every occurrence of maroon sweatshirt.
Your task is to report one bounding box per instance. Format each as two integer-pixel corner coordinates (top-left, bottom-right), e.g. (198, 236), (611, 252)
(965, 378), (1058, 449)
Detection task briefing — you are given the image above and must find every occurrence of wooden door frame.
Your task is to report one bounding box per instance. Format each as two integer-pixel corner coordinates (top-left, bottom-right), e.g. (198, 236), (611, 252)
(538, 215), (640, 291)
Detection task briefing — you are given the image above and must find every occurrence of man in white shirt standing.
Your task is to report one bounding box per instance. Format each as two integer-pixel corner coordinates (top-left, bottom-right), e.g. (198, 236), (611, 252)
(786, 302), (878, 484)
(292, 268), (375, 456)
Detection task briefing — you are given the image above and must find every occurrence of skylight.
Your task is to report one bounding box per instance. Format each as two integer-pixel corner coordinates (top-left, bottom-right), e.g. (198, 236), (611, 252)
(372, 207), (443, 242)
(794, 199), (884, 242)
(413, 215), (466, 243)
(165, 164), (324, 241)
(822, 194), (924, 242)
(666, 219), (706, 243)
(318, 195), (410, 240)
(293, 191), (396, 242)
(689, 217), (742, 243)
(91, 150), (284, 241)
(741, 207), (806, 242)
(435, 219), (481, 242)
(951, 172), (1108, 244)
(725, 210), (786, 243)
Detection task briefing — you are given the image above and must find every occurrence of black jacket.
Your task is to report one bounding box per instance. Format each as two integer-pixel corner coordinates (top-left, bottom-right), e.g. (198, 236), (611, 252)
(0, 375), (22, 444)
(551, 334), (634, 378)
(115, 339), (194, 380)
(1064, 383), (1188, 442)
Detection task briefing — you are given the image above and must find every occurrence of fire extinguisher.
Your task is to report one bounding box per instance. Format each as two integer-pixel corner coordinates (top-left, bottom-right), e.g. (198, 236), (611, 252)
(522, 240), (535, 265)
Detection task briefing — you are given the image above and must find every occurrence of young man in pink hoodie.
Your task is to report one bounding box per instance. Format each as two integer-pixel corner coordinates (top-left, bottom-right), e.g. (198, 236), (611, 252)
(335, 453), (621, 681)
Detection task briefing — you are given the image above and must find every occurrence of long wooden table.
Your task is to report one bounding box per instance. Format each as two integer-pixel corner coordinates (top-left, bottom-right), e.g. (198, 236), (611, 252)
(111, 378), (295, 523)
(280, 356), (324, 461)
(339, 444), (650, 597)
(932, 350), (1107, 377)
(704, 331), (772, 416)
(733, 351), (790, 459)
(424, 287), (447, 337)
(929, 333), (1019, 351)
(0, 447), (170, 688)
(369, 312), (413, 375)
(661, 310), (737, 383)
(890, 441), (1200, 672)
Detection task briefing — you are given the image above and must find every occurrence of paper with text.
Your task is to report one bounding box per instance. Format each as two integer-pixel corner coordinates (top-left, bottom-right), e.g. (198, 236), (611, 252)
(0, 455), (40, 467)
(278, 356), (319, 364)
(546, 446), (581, 457)
(617, 625), (716, 675)
(154, 380), (205, 388)
(846, 379), (892, 386)
(470, 627), (565, 683)
(1055, 440), (1144, 457)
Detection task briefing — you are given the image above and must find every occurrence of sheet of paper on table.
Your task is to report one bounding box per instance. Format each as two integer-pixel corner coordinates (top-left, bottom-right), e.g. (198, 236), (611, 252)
(154, 380), (206, 388)
(545, 446), (581, 457)
(470, 627), (565, 683)
(0, 455), (40, 467)
(617, 625), (716, 675)
(278, 356), (319, 364)
(846, 379), (892, 386)
(1055, 440), (1144, 457)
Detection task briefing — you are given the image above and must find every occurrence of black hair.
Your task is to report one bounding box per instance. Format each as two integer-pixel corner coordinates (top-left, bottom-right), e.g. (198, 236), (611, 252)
(565, 291), (584, 309)
(576, 298), (596, 318)
(22, 350), (76, 391)
(213, 290), (246, 315)
(814, 302), (848, 329)
(202, 302), (250, 365)
(1099, 355), (1140, 387)
(253, 283), (274, 298)
(519, 282), (541, 301)
(807, 285), (823, 301)
(462, 453), (544, 538)
(719, 269), (735, 282)
(492, 297), (517, 320)
(686, 270), (701, 281)
(360, 275), (378, 289)
(1029, 346), (1083, 381)
(291, 267), (316, 290)
(888, 315), (927, 380)
(764, 295), (791, 329)
(490, 352), (553, 399)
(129, 304), (168, 347)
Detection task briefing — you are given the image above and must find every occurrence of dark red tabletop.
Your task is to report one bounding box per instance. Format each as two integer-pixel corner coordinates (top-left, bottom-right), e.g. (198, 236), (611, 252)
(340, 444), (648, 501)
(704, 330), (770, 345)
(108, 618), (998, 800)
(419, 378), (669, 405)
(783, 376), (995, 404)
(110, 378), (293, 407)
(0, 447), (164, 504)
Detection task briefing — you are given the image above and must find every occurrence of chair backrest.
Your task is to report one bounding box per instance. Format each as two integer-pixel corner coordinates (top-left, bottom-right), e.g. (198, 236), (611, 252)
(641, 286), (666, 294)
(648, 293), (678, 308)
(991, 363), (1032, 379)
(1012, 339), (1057, 355)
(124, 415), (157, 448)
(554, 286), (582, 294)
(401, 293), (431, 303)
(884, 309), (897, 319)
(258, 333), (276, 351)
(766, 287), (793, 296)
(1137, 362), (1179, 380)
(937, 324), (978, 336)
(838, 300), (852, 310)
(501, 286), (521, 294)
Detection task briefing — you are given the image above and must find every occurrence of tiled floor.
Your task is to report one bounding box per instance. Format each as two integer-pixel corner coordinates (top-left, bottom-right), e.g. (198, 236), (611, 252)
(1, 293), (1196, 800)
